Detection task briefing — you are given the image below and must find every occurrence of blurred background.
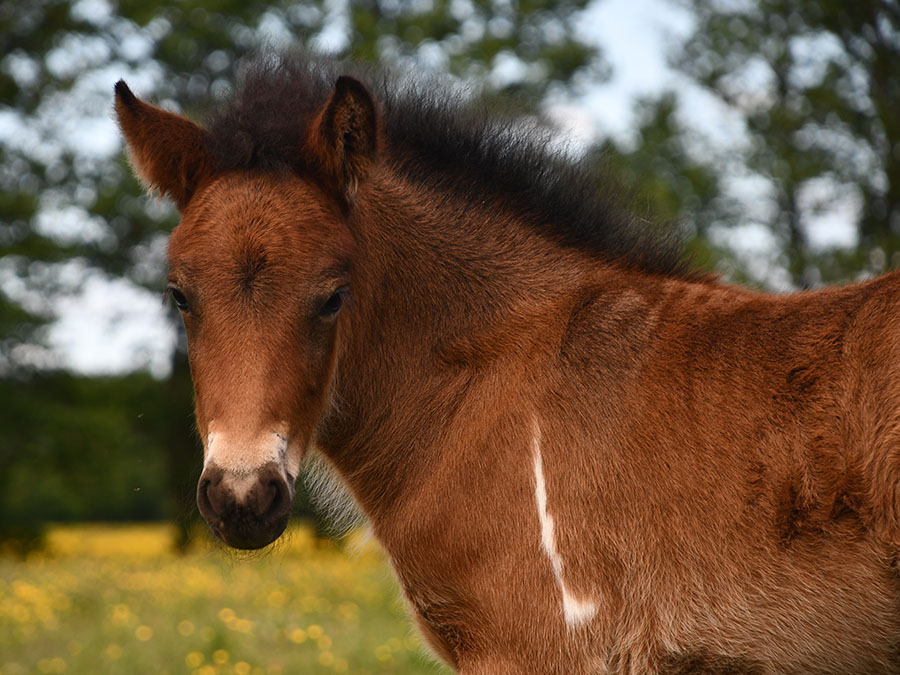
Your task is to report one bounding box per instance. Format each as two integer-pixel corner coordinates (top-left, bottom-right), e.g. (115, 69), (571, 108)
(1, 0), (898, 672)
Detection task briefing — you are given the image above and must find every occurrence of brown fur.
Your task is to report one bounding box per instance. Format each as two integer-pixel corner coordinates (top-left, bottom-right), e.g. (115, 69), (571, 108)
(117, 56), (900, 674)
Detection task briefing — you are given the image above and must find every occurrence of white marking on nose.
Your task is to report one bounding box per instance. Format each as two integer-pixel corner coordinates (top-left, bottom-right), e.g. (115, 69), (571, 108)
(225, 472), (263, 502)
(205, 425), (291, 498)
(532, 418), (597, 628)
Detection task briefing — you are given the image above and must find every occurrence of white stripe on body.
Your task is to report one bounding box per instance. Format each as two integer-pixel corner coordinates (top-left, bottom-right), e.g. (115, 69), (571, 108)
(532, 418), (598, 628)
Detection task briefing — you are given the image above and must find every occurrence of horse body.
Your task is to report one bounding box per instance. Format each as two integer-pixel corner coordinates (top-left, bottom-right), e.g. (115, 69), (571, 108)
(335, 198), (900, 670)
(116, 55), (900, 673)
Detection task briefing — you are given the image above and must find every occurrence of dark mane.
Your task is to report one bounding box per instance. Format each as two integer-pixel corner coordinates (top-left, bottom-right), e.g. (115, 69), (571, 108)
(206, 52), (695, 279)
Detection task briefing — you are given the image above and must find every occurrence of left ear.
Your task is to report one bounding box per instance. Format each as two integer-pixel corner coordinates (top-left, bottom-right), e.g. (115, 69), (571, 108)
(115, 80), (214, 211)
(307, 76), (378, 204)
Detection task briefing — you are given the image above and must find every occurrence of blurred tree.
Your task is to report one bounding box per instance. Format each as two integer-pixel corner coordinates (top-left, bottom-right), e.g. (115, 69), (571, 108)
(0, 0), (607, 543)
(595, 92), (736, 278)
(0, 371), (172, 551)
(672, 0), (900, 286)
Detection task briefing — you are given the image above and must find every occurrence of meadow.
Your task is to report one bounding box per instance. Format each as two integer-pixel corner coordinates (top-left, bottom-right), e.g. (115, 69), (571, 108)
(0, 523), (448, 675)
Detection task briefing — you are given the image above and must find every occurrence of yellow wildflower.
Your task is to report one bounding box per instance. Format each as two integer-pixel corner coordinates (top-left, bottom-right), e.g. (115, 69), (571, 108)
(185, 652), (204, 668)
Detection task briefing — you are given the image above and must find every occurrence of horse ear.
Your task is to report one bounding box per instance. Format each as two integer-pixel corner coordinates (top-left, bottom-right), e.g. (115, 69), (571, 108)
(114, 80), (213, 210)
(308, 76), (378, 203)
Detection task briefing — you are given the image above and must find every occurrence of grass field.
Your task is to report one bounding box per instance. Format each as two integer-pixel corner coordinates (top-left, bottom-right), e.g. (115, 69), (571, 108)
(0, 523), (449, 675)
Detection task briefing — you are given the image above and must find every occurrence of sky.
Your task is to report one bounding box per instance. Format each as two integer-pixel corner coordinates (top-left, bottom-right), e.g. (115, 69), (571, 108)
(1, 0), (861, 377)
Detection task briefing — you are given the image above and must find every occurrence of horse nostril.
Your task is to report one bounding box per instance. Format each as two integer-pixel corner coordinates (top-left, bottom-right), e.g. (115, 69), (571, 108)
(198, 479), (215, 516)
(249, 478), (287, 519)
(197, 478), (211, 512)
(196, 466), (227, 525)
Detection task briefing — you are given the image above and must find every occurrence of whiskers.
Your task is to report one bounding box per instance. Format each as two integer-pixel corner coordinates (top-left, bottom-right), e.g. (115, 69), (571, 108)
(302, 449), (365, 540)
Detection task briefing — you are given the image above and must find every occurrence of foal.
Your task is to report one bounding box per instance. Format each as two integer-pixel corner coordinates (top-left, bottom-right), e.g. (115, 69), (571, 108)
(116, 55), (900, 673)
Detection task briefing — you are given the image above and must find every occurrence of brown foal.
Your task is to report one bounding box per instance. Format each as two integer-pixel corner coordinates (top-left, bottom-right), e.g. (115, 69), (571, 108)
(116, 54), (900, 673)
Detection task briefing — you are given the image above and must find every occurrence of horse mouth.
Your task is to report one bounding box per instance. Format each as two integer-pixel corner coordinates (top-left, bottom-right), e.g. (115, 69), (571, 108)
(206, 512), (291, 550)
(207, 514), (289, 551)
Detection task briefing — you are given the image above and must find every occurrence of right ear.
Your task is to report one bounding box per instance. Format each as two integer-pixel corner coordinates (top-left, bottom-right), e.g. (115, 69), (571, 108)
(114, 80), (213, 210)
(306, 76), (379, 205)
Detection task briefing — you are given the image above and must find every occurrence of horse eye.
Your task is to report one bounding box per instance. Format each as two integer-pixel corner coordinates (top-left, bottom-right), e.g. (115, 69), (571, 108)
(167, 286), (190, 312)
(318, 286), (348, 318)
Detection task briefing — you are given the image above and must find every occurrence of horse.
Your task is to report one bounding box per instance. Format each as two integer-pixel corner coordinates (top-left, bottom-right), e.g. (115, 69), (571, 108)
(115, 53), (900, 673)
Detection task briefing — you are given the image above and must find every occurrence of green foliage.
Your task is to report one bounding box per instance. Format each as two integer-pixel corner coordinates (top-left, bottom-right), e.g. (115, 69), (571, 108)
(349, 0), (599, 100)
(595, 0), (900, 288)
(677, 0), (900, 285)
(595, 93), (733, 276)
(0, 372), (176, 544)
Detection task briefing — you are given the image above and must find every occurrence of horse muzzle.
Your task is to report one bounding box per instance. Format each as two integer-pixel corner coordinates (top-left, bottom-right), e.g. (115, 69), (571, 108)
(197, 462), (294, 549)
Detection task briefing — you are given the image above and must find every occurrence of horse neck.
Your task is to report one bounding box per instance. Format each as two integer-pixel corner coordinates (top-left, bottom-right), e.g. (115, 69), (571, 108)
(315, 172), (647, 525)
